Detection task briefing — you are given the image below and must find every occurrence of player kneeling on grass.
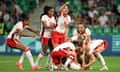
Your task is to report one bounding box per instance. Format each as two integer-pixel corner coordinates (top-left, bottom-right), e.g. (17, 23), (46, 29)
(85, 39), (108, 70)
(6, 15), (40, 70)
(50, 42), (83, 70)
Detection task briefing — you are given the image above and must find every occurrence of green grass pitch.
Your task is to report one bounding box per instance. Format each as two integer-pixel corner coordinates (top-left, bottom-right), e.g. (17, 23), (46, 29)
(0, 55), (120, 72)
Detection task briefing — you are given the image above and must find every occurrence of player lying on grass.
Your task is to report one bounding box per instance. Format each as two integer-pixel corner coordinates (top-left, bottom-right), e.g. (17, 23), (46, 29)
(88, 39), (108, 70)
(6, 15), (40, 70)
(50, 42), (83, 70)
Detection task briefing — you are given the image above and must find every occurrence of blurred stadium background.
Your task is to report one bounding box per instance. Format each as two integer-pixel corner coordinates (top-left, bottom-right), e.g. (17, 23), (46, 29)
(0, 0), (120, 72)
(0, 0), (120, 55)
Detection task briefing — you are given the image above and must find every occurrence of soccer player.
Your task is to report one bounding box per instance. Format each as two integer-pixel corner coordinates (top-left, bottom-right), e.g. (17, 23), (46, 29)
(88, 39), (108, 70)
(52, 2), (71, 48)
(50, 42), (80, 70)
(35, 6), (56, 68)
(6, 15), (40, 70)
(69, 23), (92, 68)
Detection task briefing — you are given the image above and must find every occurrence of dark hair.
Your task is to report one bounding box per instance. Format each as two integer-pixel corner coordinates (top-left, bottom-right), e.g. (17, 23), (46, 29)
(43, 5), (53, 14)
(40, 6), (53, 20)
(21, 13), (29, 21)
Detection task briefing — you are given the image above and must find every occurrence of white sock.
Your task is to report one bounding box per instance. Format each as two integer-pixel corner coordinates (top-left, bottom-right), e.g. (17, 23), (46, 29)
(64, 58), (72, 68)
(46, 54), (52, 67)
(35, 52), (44, 66)
(25, 49), (35, 66)
(18, 52), (26, 63)
(97, 53), (106, 67)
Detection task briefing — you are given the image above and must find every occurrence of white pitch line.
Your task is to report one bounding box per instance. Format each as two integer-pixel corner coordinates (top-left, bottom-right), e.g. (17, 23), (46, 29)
(0, 61), (15, 62)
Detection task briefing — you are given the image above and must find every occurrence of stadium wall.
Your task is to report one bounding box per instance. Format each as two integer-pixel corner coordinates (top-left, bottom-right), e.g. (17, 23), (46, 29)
(0, 35), (120, 56)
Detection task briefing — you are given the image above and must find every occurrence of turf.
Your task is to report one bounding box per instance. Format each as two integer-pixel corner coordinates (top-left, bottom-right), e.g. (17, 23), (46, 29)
(0, 55), (120, 72)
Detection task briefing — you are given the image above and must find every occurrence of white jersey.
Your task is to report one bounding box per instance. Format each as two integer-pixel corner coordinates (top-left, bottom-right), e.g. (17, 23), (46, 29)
(89, 39), (104, 54)
(53, 42), (75, 51)
(41, 15), (56, 38)
(7, 21), (28, 39)
(55, 15), (71, 33)
(71, 28), (91, 42)
(73, 28), (91, 36)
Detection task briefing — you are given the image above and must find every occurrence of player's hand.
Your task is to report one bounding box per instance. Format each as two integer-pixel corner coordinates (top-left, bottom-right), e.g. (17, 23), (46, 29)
(31, 34), (36, 38)
(35, 31), (40, 36)
(65, 2), (70, 5)
(84, 64), (89, 68)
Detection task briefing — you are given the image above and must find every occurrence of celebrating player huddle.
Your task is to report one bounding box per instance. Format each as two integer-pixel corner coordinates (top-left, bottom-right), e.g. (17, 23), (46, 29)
(6, 2), (108, 71)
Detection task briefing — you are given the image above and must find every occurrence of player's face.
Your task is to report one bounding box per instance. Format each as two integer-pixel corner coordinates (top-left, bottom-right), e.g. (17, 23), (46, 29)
(77, 24), (85, 34)
(63, 6), (69, 14)
(24, 19), (31, 25)
(48, 8), (54, 17)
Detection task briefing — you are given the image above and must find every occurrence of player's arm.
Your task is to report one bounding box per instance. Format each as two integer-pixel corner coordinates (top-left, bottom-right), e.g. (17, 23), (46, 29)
(42, 21), (56, 29)
(84, 53), (96, 68)
(87, 35), (92, 46)
(64, 23), (69, 41)
(58, 2), (69, 16)
(80, 41), (86, 67)
(17, 29), (36, 37)
(26, 26), (40, 36)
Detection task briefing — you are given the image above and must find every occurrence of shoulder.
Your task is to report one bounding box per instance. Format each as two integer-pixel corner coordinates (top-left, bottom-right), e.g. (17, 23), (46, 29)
(16, 21), (23, 26)
(85, 28), (91, 35)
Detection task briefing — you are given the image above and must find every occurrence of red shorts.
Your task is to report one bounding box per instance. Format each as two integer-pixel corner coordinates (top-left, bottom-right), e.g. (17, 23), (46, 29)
(51, 51), (67, 65)
(6, 38), (19, 48)
(103, 40), (108, 48)
(52, 31), (65, 44)
(41, 37), (51, 45)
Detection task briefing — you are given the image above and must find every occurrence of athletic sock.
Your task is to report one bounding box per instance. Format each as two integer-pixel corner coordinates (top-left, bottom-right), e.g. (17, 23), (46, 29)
(46, 54), (52, 67)
(64, 58), (72, 68)
(18, 52), (26, 63)
(35, 51), (45, 66)
(25, 48), (35, 66)
(96, 53), (106, 67)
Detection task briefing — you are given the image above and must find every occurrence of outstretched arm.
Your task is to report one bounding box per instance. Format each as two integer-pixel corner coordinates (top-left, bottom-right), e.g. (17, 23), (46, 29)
(26, 26), (40, 36)
(17, 28), (36, 37)
(58, 2), (69, 16)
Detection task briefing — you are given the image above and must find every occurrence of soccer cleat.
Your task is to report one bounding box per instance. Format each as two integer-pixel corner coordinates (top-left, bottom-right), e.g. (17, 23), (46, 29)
(32, 66), (41, 70)
(16, 62), (24, 70)
(100, 66), (108, 71)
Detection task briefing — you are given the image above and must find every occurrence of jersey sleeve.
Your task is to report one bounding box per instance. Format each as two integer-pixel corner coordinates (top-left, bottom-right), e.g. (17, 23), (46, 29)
(16, 22), (23, 30)
(41, 15), (46, 23)
(72, 29), (77, 36)
(68, 15), (71, 24)
(86, 28), (91, 36)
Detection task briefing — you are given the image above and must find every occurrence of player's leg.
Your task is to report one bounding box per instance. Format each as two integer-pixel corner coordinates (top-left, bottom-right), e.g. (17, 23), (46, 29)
(15, 42), (39, 70)
(16, 52), (26, 70)
(96, 53), (108, 70)
(46, 39), (53, 69)
(50, 51), (61, 69)
(63, 55), (75, 70)
(35, 43), (48, 66)
(95, 44), (108, 70)
(35, 37), (49, 67)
